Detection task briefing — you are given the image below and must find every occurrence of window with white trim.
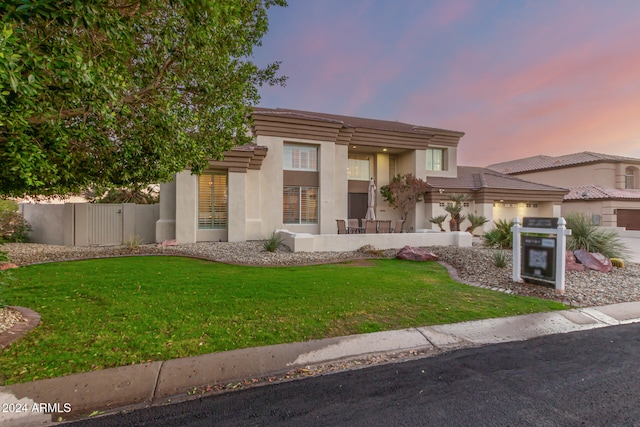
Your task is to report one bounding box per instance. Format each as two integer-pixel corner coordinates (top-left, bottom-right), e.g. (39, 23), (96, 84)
(284, 144), (318, 171)
(426, 148), (445, 171)
(198, 172), (227, 229)
(347, 155), (370, 181)
(283, 186), (318, 224)
(625, 167), (637, 189)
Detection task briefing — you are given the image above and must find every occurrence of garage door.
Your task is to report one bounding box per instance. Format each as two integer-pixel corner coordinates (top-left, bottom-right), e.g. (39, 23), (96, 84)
(492, 201), (540, 224)
(617, 209), (640, 230)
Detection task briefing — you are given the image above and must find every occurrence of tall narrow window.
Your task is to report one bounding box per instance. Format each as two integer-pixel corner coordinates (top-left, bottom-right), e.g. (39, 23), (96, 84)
(284, 144), (318, 171)
(198, 172), (227, 229)
(283, 186), (318, 224)
(625, 167), (636, 189)
(347, 156), (370, 181)
(426, 148), (445, 171)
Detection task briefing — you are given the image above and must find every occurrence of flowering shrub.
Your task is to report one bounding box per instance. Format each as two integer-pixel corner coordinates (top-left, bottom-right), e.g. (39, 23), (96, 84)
(0, 210), (32, 243)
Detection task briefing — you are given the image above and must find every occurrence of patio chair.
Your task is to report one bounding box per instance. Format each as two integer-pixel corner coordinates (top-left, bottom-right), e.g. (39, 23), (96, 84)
(393, 219), (404, 233)
(336, 219), (348, 234)
(364, 220), (377, 234)
(377, 220), (391, 233)
(347, 219), (360, 234)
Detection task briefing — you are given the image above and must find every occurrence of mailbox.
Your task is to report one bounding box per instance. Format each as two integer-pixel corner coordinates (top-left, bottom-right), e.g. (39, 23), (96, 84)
(521, 236), (556, 282)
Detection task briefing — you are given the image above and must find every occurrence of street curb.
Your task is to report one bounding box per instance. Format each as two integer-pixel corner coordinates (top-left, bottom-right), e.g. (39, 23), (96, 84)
(2, 302), (640, 425)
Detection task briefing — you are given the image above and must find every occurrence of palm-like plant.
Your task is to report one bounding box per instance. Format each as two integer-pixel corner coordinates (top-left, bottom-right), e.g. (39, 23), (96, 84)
(465, 213), (489, 234)
(565, 212), (629, 259)
(429, 214), (448, 232)
(444, 193), (470, 231)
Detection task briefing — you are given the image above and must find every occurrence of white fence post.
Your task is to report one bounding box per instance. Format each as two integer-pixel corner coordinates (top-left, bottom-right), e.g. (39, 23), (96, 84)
(512, 217), (522, 282)
(555, 217), (568, 294)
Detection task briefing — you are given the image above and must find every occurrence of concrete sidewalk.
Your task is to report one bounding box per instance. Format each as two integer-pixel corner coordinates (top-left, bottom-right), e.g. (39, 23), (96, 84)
(3, 301), (640, 426)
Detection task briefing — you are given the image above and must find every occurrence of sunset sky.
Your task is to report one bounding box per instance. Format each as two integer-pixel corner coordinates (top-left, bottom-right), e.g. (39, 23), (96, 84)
(252, 0), (640, 166)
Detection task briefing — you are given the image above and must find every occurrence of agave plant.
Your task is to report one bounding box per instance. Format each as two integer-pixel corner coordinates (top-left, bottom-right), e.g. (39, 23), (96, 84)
(564, 212), (629, 259)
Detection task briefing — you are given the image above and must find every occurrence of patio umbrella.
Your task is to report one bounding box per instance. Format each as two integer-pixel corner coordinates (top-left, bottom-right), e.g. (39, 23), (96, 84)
(365, 177), (376, 220)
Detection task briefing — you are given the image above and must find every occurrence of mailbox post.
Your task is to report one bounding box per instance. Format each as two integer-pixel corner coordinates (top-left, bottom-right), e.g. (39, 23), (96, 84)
(512, 217), (571, 294)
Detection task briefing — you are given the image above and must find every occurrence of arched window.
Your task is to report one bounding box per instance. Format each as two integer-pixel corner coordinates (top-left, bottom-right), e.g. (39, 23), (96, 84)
(625, 167), (637, 189)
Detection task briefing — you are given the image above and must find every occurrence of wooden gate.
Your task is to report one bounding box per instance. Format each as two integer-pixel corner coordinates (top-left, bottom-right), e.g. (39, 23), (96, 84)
(88, 204), (123, 245)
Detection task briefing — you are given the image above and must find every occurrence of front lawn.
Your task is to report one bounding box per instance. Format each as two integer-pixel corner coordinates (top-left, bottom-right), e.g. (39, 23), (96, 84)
(0, 256), (566, 384)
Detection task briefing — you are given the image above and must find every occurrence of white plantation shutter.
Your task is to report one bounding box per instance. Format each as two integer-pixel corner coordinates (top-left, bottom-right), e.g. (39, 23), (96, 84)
(198, 172), (227, 229)
(284, 144), (318, 171)
(283, 186), (318, 224)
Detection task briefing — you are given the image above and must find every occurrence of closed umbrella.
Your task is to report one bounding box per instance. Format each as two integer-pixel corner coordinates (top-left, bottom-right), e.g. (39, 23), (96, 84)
(365, 177), (376, 220)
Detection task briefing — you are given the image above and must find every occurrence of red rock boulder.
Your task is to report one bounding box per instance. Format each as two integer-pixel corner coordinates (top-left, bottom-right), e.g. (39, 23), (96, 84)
(573, 249), (612, 273)
(396, 246), (438, 262)
(565, 251), (586, 272)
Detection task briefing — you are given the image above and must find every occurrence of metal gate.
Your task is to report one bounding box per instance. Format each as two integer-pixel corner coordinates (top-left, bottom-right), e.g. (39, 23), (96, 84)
(88, 204), (123, 245)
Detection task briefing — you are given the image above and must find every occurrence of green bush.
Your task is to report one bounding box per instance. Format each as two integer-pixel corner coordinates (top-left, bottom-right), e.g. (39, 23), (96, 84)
(483, 219), (514, 249)
(0, 210), (32, 243)
(565, 212), (629, 259)
(263, 231), (284, 252)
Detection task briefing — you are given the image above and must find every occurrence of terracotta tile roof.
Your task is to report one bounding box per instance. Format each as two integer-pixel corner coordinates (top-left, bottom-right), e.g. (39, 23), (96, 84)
(427, 166), (569, 192)
(252, 107), (465, 137)
(487, 151), (640, 174)
(565, 186), (640, 201)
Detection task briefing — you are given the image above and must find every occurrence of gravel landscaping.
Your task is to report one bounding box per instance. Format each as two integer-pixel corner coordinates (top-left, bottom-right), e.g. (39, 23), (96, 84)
(2, 240), (640, 335)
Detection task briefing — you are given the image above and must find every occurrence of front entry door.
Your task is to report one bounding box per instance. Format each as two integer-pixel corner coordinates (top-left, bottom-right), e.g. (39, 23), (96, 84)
(348, 193), (368, 220)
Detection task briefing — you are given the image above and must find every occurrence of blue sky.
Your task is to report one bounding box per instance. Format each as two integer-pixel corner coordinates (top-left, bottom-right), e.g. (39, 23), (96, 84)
(252, 0), (640, 166)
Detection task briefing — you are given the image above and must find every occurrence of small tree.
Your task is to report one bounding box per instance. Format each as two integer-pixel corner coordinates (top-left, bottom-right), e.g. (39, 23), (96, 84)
(444, 193), (470, 231)
(429, 214), (448, 232)
(465, 213), (489, 234)
(380, 174), (429, 220)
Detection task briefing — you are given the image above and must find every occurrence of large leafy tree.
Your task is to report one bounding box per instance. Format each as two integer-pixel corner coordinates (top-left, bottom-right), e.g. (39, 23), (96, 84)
(0, 0), (286, 197)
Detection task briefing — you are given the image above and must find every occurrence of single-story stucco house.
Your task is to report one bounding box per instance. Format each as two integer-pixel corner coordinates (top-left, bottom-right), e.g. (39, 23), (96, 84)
(156, 108), (569, 244)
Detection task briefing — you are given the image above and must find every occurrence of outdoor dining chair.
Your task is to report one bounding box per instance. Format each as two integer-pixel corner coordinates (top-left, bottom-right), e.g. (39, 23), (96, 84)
(377, 220), (391, 233)
(393, 219), (404, 233)
(347, 219), (360, 233)
(336, 219), (348, 234)
(364, 220), (377, 234)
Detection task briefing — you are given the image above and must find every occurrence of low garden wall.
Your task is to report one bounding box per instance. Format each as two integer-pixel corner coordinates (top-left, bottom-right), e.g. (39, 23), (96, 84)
(276, 229), (472, 253)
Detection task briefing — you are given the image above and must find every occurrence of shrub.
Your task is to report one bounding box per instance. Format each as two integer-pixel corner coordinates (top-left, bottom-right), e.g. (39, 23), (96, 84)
(92, 186), (159, 204)
(483, 219), (514, 249)
(565, 212), (629, 259)
(0, 210), (32, 243)
(492, 250), (509, 268)
(263, 231), (284, 252)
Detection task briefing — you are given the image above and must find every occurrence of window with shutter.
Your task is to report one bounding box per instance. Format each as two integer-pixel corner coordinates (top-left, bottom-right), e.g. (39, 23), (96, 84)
(198, 172), (227, 229)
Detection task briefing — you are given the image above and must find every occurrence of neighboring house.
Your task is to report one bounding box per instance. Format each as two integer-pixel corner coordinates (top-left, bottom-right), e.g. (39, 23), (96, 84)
(487, 152), (640, 230)
(156, 108), (568, 243)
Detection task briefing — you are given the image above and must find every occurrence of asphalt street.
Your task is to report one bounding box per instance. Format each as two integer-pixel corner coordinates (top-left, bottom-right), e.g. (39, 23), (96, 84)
(68, 322), (640, 426)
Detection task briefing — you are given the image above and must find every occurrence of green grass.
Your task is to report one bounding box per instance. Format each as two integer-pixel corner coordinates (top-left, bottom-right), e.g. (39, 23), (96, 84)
(0, 256), (567, 384)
